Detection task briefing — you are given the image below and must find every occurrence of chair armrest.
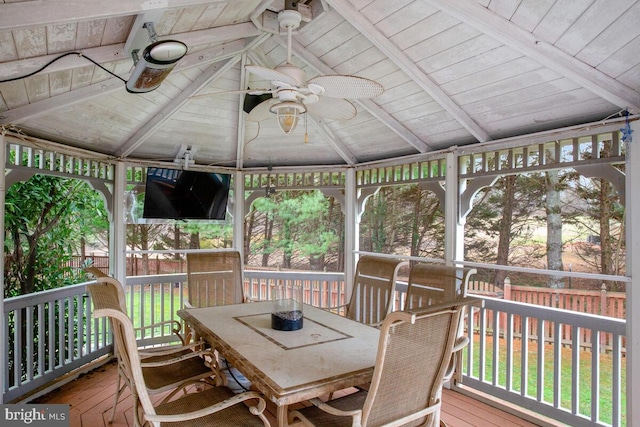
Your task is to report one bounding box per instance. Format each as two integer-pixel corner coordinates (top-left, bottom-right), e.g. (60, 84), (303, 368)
(321, 303), (348, 315)
(144, 390), (268, 423)
(309, 398), (362, 417)
(451, 336), (469, 353)
(138, 340), (206, 358)
(289, 398), (362, 426)
(135, 319), (186, 344)
(140, 348), (216, 368)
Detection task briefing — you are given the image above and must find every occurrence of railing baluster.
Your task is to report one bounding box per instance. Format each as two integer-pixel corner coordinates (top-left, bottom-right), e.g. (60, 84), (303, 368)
(553, 321), (561, 408)
(492, 307), (499, 386)
(572, 325), (580, 415)
(591, 330), (601, 422)
(15, 309), (22, 386)
(27, 307), (34, 381)
(505, 312), (513, 391)
(58, 299), (64, 367)
(48, 301), (54, 372)
(536, 319), (545, 402)
(38, 303), (44, 376)
(521, 316), (529, 397)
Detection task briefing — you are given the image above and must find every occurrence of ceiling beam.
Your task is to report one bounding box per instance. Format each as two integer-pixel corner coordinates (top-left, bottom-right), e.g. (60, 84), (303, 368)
(283, 37), (432, 153)
(114, 33), (271, 158)
(323, 0), (491, 143)
(0, 22), (260, 80)
(426, 0), (640, 114)
(236, 53), (251, 169)
(0, 40), (247, 125)
(0, 0), (228, 31)
(308, 116), (359, 165)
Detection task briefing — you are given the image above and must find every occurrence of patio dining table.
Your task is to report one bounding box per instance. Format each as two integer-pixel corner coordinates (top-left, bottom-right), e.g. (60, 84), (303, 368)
(178, 300), (380, 427)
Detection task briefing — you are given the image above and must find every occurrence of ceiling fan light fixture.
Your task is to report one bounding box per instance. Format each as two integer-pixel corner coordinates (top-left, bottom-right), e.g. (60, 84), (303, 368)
(270, 101), (306, 135)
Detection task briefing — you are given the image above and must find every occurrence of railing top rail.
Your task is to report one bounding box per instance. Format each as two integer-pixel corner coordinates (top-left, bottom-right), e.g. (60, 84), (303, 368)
(244, 270), (344, 280)
(481, 296), (626, 335)
(459, 260), (630, 283)
(4, 281), (90, 311)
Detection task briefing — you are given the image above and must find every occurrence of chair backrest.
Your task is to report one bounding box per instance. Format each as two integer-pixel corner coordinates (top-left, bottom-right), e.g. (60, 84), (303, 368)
(361, 299), (470, 426)
(346, 255), (408, 325)
(404, 263), (476, 310)
(186, 251), (245, 308)
(84, 266), (109, 278)
(91, 294), (162, 420)
(86, 275), (128, 314)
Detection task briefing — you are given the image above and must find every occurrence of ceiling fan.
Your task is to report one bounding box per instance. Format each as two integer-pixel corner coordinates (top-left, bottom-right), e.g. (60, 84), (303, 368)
(244, 7), (384, 135)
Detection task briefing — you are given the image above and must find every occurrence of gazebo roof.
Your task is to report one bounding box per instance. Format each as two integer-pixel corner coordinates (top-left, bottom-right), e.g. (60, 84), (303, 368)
(0, 0), (639, 169)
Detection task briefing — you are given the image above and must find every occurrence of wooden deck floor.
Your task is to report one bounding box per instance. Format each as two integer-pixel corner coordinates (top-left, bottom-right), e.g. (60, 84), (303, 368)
(33, 360), (543, 427)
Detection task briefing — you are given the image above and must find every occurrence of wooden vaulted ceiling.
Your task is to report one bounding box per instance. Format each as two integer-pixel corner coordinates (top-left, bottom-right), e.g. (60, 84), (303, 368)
(0, 0), (639, 169)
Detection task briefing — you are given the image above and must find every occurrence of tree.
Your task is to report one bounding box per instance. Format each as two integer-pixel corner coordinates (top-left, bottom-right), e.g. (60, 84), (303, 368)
(4, 175), (103, 296)
(545, 169), (564, 288)
(465, 174), (546, 285)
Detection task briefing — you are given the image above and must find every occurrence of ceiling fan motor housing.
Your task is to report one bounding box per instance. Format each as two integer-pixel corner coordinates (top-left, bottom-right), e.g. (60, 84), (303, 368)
(279, 9), (302, 30)
(274, 64), (306, 86)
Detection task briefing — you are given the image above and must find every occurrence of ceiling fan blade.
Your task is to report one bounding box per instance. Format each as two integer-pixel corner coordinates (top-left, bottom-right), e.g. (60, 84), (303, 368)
(307, 75), (384, 99)
(246, 65), (299, 86)
(190, 88), (272, 99)
(306, 97), (357, 121)
(247, 99), (274, 122)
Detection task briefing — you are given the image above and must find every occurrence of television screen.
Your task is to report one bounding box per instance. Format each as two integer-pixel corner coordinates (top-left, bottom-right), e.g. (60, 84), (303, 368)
(142, 167), (231, 220)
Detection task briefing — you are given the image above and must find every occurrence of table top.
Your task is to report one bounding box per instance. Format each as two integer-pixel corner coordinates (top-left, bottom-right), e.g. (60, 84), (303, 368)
(178, 301), (380, 405)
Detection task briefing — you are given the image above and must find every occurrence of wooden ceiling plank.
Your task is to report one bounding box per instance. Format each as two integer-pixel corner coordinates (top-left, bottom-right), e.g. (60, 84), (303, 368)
(427, 0), (640, 113)
(284, 37), (433, 153)
(323, 0), (491, 143)
(0, 0), (229, 31)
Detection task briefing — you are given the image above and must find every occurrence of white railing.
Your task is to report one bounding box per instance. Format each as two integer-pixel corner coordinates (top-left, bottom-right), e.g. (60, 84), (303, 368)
(3, 271), (627, 427)
(462, 297), (626, 427)
(3, 275), (188, 402)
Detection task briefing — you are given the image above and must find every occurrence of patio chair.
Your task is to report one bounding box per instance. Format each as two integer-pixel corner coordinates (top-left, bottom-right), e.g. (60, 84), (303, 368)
(329, 255), (408, 327)
(185, 251), (247, 308)
(87, 275), (218, 423)
(92, 289), (270, 427)
(85, 268), (188, 346)
(404, 263), (478, 386)
(185, 250), (253, 392)
(289, 298), (476, 427)
(403, 264), (476, 310)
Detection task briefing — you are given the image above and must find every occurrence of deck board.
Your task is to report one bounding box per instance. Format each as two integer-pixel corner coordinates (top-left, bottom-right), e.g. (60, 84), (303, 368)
(33, 360), (543, 427)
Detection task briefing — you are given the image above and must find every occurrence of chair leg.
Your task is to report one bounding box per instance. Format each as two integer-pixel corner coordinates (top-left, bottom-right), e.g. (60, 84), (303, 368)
(109, 373), (126, 423)
(132, 389), (143, 427)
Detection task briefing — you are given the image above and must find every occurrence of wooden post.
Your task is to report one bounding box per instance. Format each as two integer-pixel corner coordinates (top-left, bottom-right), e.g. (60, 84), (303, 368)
(500, 277), (511, 338)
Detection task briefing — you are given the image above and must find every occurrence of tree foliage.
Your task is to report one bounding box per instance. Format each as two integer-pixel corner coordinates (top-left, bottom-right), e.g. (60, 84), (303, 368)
(4, 175), (107, 297)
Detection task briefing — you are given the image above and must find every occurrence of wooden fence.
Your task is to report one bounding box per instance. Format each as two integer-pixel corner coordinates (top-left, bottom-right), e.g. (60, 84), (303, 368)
(70, 255), (183, 276)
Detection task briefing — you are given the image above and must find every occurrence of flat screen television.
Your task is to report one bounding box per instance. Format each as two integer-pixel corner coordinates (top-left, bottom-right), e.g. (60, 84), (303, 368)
(142, 167), (231, 220)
